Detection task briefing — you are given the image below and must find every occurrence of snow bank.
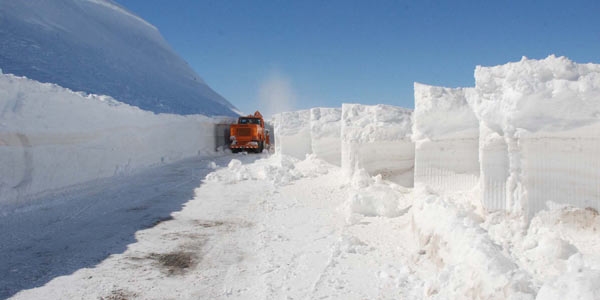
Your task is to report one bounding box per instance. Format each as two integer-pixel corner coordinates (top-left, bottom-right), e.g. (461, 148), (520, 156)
(411, 189), (535, 299)
(341, 104), (414, 187)
(0, 74), (228, 208)
(273, 110), (312, 160)
(413, 83), (479, 194)
(482, 203), (600, 298)
(310, 107), (341, 166)
(467, 56), (600, 217)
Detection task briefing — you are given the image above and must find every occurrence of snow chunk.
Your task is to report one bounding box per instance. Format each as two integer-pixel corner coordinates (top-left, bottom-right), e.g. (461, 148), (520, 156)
(345, 169), (411, 221)
(228, 159), (243, 169)
(467, 55), (600, 134)
(536, 254), (600, 300)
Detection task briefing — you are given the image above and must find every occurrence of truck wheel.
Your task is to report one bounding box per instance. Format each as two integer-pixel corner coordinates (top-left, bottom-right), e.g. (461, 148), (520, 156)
(259, 141), (265, 153)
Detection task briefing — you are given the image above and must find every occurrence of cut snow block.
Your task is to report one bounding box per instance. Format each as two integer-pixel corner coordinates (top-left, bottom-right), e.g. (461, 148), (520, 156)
(273, 110), (312, 160)
(0, 74), (226, 209)
(341, 103), (414, 187)
(519, 132), (600, 217)
(468, 55), (600, 218)
(478, 124), (510, 212)
(310, 107), (341, 166)
(413, 83), (479, 193)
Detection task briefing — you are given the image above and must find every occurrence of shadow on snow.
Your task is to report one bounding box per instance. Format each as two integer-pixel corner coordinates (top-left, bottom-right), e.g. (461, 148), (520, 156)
(0, 153), (263, 299)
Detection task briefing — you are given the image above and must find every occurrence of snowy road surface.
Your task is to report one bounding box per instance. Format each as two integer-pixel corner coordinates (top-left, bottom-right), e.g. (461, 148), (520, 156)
(4, 153), (600, 299)
(0, 154), (255, 299)
(3, 154), (426, 299)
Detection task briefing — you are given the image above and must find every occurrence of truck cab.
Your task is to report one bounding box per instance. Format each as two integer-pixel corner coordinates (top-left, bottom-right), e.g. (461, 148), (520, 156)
(229, 111), (270, 153)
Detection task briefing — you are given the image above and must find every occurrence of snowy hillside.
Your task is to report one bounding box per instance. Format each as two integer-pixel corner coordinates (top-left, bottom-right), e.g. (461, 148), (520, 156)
(0, 0), (238, 116)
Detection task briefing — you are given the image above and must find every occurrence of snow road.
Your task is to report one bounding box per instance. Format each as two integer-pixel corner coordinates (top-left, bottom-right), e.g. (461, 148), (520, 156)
(3, 154), (426, 299)
(4, 153), (600, 299)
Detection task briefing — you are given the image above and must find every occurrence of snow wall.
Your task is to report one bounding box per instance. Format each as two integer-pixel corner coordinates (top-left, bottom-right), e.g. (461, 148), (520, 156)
(466, 55), (600, 218)
(341, 104), (414, 187)
(0, 74), (230, 208)
(273, 110), (312, 160)
(273, 105), (414, 187)
(310, 107), (341, 166)
(413, 83), (479, 194)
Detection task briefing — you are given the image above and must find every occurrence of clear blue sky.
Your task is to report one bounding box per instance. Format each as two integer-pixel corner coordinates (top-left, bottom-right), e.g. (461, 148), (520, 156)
(118, 0), (600, 116)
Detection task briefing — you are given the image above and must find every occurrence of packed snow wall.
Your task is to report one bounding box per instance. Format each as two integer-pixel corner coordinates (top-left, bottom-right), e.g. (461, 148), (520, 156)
(0, 74), (228, 208)
(273, 110), (312, 160)
(467, 55), (600, 217)
(412, 83), (479, 193)
(310, 107), (341, 166)
(341, 104), (414, 187)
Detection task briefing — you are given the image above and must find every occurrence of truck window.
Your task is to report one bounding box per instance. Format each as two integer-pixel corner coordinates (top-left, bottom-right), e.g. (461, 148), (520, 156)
(239, 118), (260, 124)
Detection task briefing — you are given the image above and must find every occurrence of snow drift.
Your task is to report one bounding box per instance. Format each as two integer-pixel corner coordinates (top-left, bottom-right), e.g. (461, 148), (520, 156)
(341, 104), (414, 187)
(0, 74), (229, 208)
(467, 55), (600, 217)
(0, 0), (238, 116)
(413, 83), (479, 194)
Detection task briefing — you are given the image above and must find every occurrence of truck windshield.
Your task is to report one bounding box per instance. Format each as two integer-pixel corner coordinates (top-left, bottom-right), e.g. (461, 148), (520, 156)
(239, 118), (260, 124)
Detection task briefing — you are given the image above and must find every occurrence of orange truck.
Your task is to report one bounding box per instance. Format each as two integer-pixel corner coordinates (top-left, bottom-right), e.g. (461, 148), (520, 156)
(229, 111), (270, 153)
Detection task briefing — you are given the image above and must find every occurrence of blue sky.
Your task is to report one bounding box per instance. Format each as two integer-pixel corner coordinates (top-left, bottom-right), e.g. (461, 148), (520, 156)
(118, 0), (600, 116)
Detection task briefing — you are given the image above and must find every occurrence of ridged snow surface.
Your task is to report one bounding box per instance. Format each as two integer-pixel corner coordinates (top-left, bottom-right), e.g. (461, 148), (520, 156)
(0, 0), (238, 116)
(310, 107), (341, 166)
(341, 104), (414, 187)
(521, 135), (600, 217)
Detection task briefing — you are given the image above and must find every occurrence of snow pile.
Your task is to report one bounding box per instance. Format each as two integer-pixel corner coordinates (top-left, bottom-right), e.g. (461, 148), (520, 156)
(0, 74), (228, 208)
(341, 104), (414, 187)
(204, 154), (331, 187)
(466, 55), (600, 217)
(273, 110), (312, 160)
(346, 170), (411, 221)
(536, 254), (600, 300)
(482, 204), (600, 298)
(413, 83), (479, 194)
(310, 107), (341, 166)
(411, 188), (536, 299)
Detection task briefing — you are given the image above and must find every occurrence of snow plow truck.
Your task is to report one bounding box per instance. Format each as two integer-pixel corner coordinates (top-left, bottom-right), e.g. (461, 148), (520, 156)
(229, 111), (270, 153)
